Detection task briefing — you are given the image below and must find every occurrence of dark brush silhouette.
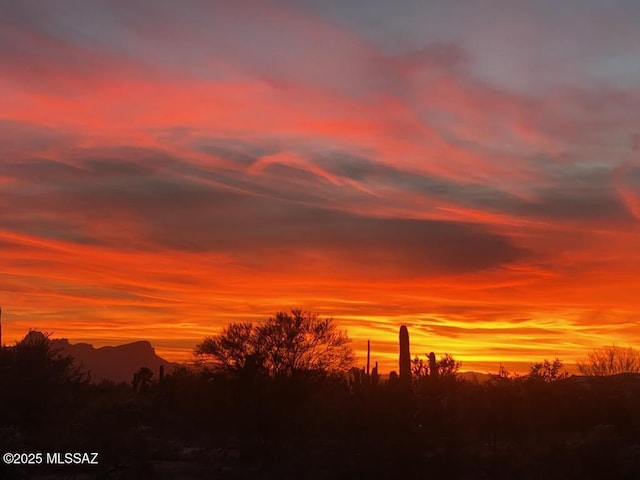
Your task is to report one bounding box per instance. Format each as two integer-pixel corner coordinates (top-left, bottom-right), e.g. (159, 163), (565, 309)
(436, 352), (461, 379)
(528, 357), (569, 382)
(132, 366), (154, 394)
(3, 310), (640, 479)
(0, 331), (89, 455)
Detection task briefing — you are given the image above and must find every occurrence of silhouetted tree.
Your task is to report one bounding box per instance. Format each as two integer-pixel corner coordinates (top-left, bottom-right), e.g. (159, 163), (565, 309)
(0, 330), (89, 436)
(496, 363), (511, 379)
(437, 353), (462, 379)
(412, 356), (428, 377)
(257, 310), (354, 376)
(528, 358), (568, 382)
(194, 322), (257, 372)
(196, 309), (354, 377)
(132, 366), (153, 394)
(578, 344), (640, 376)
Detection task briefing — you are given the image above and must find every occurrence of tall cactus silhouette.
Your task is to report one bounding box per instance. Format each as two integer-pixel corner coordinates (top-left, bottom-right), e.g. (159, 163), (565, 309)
(366, 340), (371, 377)
(399, 325), (411, 386)
(372, 361), (379, 386)
(429, 351), (439, 379)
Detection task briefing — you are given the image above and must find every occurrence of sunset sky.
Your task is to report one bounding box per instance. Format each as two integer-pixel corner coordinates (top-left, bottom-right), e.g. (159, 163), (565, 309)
(2, 0), (640, 373)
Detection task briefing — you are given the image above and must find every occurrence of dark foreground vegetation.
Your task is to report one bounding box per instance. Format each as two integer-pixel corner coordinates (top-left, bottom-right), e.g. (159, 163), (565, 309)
(1, 311), (640, 479)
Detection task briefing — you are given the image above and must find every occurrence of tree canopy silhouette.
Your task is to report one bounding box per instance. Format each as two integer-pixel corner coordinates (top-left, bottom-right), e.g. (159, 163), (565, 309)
(0, 330), (89, 430)
(195, 309), (355, 376)
(577, 344), (640, 376)
(528, 357), (568, 382)
(132, 366), (154, 394)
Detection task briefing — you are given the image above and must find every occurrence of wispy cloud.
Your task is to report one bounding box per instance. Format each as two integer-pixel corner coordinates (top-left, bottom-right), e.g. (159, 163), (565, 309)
(1, 0), (640, 372)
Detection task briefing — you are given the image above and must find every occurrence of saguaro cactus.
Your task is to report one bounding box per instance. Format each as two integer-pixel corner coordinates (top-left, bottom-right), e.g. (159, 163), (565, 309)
(366, 340), (371, 377)
(372, 361), (379, 386)
(429, 351), (439, 379)
(399, 325), (411, 386)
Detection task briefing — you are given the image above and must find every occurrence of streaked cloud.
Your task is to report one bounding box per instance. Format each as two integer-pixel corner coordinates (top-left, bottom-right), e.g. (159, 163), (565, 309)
(1, 0), (640, 372)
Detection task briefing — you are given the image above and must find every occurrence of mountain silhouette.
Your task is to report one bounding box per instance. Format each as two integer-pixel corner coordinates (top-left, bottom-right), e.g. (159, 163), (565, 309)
(22, 331), (175, 383)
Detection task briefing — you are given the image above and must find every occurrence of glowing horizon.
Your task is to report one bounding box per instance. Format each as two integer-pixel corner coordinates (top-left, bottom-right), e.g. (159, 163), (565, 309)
(2, 0), (640, 374)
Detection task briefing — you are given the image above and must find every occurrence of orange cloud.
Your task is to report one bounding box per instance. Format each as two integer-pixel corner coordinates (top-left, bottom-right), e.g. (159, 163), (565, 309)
(2, 0), (640, 374)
